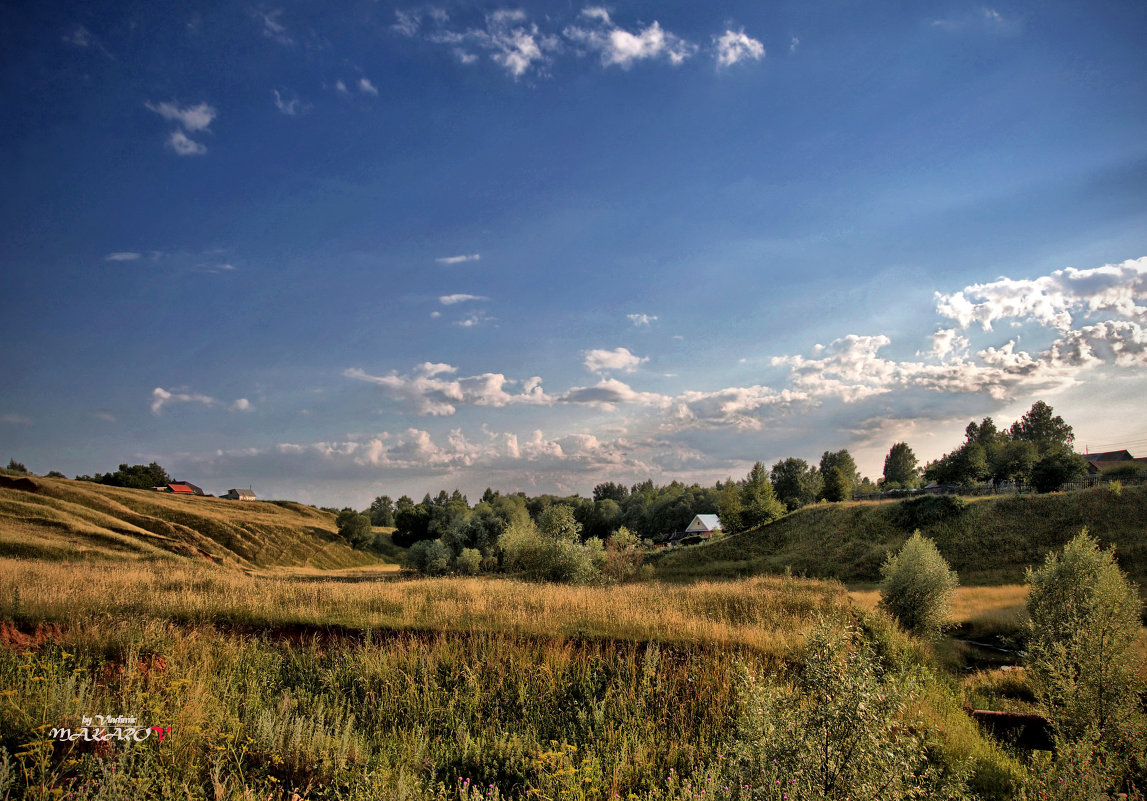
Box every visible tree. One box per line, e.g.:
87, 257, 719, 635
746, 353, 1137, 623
6, 459, 28, 474
739, 461, 786, 529
881, 442, 919, 488
336, 510, 373, 549
819, 450, 858, 501
1026, 531, 1143, 755
592, 481, 629, 503
1010, 400, 1074, 454
99, 462, 172, 490
717, 480, 744, 534
368, 495, 395, 527
879, 532, 959, 639
1031, 446, 1088, 493
537, 504, 581, 543
770, 457, 821, 511
989, 439, 1037, 485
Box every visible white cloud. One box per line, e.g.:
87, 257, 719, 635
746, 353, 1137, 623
150, 387, 252, 415
335, 80, 349, 95
453, 311, 496, 328
167, 130, 207, 156
273, 89, 309, 116
437, 253, 481, 265
345, 364, 549, 416
628, 313, 658, 326
564, 17, 696, 68
935, 257, 1147, 331
559, 378, 666, 410
258, 10, 293, 45
714, 29, 765, 68
584, 347, 647, 373
104, 252, 141, 262
424, 10, 558, 78
1, 414, 32, 426
146, 101, 217, 132
359, 77, 379, 96
789, 36, 800, 54
439, 293, 488, 305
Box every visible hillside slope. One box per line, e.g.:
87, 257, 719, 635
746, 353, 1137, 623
0, 474, 385, 569
650, 485, 1147, 587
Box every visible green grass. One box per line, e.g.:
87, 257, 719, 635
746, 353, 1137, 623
650, 485, 1147, 588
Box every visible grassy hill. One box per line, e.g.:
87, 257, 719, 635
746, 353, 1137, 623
650, 484, 1147, 587
0, 472, 392, 569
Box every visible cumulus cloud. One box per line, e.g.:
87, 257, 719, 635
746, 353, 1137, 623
628, 313, 658, 326
150, 387, 252, 415
584, 347, 647, 373
935, 257, 1147, 331
714, 28, 764, 68
559, 378, 666, 410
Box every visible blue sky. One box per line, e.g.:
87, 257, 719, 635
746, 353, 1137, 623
2, 0, 1146, 507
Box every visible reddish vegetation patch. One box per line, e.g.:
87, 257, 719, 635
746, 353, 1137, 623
98, 655, 169, 684
0, 620, 62, 650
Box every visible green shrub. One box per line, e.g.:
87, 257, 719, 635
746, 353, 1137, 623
879, 531, 959, 639
454, 547, 482, 575
406, 538, 451, 575
732, 624, 968, 799
1025, 529, 1145, 782
890, 494, 967, 531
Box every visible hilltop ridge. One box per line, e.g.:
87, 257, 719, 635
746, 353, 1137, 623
0, 473, 388, 569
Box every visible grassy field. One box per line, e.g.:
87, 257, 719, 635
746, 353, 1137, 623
0, 557, 1029, 801
0, 475, 391, 570
650, 484, 1147, 588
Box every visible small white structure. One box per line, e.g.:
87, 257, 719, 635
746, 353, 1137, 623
223, 488, 256, 501
684, 514, 722, 536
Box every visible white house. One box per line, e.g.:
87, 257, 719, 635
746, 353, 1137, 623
684, 514, 722, 537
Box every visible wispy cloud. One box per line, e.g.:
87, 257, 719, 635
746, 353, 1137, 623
628, 313, 658, 327
147, 101, 216, 156
146, 101, 216, 132
104, 252, 141, 262
453, 310, 496, 327
0, 414, 33, 426
358, 77, 379, 96
346, 364, 548, 416
167, 130, 207, 156
258, 9, 293, 46
564, 11, 696, 68
273, 88, 309, 116
150, 387, 252, 415
439, 293, 488, 305
436, 253, 481, 265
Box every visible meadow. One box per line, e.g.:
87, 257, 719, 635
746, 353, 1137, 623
0, 557, 1028, 801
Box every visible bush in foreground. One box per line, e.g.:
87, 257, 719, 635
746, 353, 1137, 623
879, 531, 959, 639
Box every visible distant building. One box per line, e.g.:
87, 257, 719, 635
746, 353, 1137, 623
167, 482, 205, 496
1083, 450, 1147, 476
223, 488, 256, 501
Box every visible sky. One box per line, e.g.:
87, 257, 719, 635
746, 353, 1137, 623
1, 0, 1146, 508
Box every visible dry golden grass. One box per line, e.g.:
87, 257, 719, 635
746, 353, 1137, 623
850, 584, 1027, 627
0, 557, 850, 655
0, 476, 385, 569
